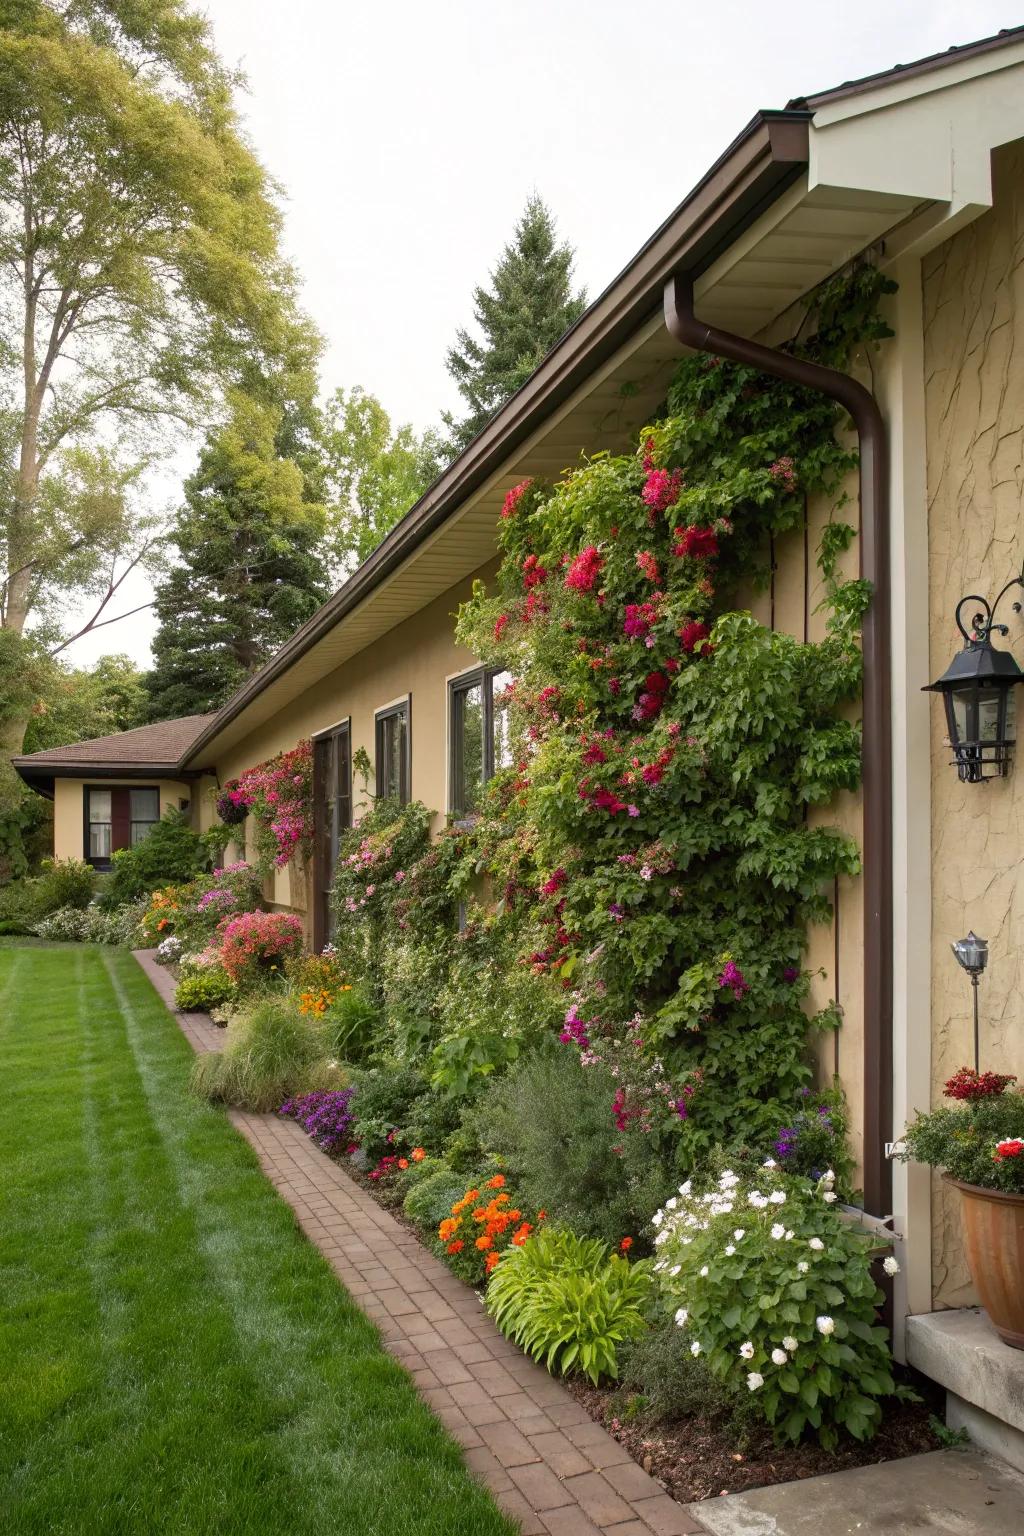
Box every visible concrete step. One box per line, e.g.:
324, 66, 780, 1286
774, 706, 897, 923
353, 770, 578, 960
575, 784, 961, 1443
689, 1446, 1024, 1534
907, 1307, 1024, 1471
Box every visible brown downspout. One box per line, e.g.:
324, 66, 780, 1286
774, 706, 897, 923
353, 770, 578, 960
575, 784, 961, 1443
664, 273, 893, 1220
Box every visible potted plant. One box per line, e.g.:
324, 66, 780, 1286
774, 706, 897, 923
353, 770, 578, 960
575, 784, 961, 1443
898, 1067, 1024, 1348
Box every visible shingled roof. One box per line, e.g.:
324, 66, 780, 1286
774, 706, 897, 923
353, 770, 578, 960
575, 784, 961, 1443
12, 714, 216, 796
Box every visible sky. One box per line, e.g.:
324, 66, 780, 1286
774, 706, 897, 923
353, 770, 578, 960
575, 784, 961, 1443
67, 0, 1019, 667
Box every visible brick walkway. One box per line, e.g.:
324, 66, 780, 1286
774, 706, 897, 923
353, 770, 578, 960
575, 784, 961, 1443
134, 950, 708, 1536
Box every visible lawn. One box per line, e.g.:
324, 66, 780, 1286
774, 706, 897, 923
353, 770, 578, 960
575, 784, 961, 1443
0, 944, 513, 1536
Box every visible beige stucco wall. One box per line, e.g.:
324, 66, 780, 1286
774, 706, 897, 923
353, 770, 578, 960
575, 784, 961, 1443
52, 777, 196, 863
923, 140, 1024, 1307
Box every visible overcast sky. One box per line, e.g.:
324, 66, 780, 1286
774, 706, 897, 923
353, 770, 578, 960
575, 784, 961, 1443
68, 0, 1017, 667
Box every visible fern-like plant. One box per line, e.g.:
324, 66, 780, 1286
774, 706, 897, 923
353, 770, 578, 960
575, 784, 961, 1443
486, 1226, 651, 1383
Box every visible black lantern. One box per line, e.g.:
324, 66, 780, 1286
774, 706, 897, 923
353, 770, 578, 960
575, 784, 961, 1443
951, 931, 988, 1072
924, 572, 1024, 783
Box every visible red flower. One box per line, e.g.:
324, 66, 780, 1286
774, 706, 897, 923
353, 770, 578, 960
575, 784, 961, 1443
522, 553, 548, 589
501, 478, 533, 518
673, 525, 719, 560
944, 1067, 1017, 1103
994, 1138, 1024, 1161
641, 468, 682, 514
564, 545, 605, 593
635, 549, 660, 584
679, 619, 713, 656
619, 1237, 633, 1252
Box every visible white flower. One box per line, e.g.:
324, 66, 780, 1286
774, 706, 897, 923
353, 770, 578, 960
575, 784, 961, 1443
883, 1256, 901, 1277
782, 1336, 798, 1352
733, 1229, 745, 1242
654, 1230, 669, 1246
769, 1190, 787, 1205
816, 1315, 835, 1336
739, 1341, 755, 1359
746, 1372, 764, 1391
666, 1197, 677, 1211
823, 1168, 835, 1184
699, 1265, 709, 1278
669, 1264, 681, 1276
679, 1179, 692, 1196
784, 1230, 794, 1241
681, 1237, 692, 1245
748, 1192, 768, 1209
690, 1340, 702, 1356
719, 1170, 739, 1188
808, 1238, 825, 1252
771, 1348, 788, 1366
654, 1261, 666, 1272
724, 1244, 736, 1256
762, 1158, 777, 1169
770, 1222, 786, 1240
822, 1191, 838, 1204
675, 1308, 689, 1327
652, 1210, 664, 1227
797, 1261, 809, 1274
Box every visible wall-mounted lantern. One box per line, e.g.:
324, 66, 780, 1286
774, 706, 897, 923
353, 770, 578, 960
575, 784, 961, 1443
951, 931, 988, 1073
923, 569, 1024, 784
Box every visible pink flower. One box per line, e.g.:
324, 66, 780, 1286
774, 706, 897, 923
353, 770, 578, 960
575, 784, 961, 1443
679, 619, 713, 656
718, 960, 749, 1000
564, 545, 605, 593
769, 456, 797, 490
501, 478, 533, 518
641, 468, 683, 514
673, 526, 719, 561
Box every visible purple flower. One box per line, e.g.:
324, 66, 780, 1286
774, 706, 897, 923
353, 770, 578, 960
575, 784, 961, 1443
279, 1089, 357, 1154
717, 960, 749, 1000
783, 966, 800, 983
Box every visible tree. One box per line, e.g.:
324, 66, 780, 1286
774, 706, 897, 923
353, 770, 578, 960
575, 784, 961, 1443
145, 395, 328, 720
22, 652, 148, 752
320, 386, 443, 576
442, 195, 587, 455
0, 1, 317, 768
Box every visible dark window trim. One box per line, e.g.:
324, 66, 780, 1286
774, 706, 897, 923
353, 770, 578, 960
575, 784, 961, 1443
313, 718, 352, 952
374, 695, 411, 804
448, 666, 509, 817
83, 782, 159, 869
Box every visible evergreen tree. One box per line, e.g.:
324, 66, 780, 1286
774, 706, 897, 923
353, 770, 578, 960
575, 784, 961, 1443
146, 397, 328, 720
442, 196, 587, 456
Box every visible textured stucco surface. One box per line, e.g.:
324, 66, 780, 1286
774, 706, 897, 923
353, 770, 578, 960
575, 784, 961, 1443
923, 141, 1024, 1308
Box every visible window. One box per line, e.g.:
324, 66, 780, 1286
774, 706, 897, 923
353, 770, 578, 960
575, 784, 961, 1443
85, 784, 161, 867
313, 721, 352, 948
449, 668, 514, 817
375, 697, 411, 804
86, 788, 112, 862
130, 788, 160, 846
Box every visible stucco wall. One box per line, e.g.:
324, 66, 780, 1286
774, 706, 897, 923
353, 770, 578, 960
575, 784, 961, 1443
52, 778, 195, 863
923, 140, 1024, 1307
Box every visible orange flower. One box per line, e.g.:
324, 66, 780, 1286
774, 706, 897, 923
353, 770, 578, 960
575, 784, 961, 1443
439, 1218, 458, 1241
411, 1147, 426, 1162
485, 1252, 500, 1273
620, 1237, 633, 1252
473, 1209, 487, 1222
486, 1174, 506, 1189
447, 1240, 464, 1254
398, 1158, 409, 1170
475, 1234, 492, 1251
511, 1222, 533, 1247
537, 1210, 547, 1221
508, 1209, 522, 1222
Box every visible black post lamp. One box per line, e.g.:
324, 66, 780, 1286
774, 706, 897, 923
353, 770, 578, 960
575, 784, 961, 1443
923, 568, 1024, 783
951, 932, 988, 1073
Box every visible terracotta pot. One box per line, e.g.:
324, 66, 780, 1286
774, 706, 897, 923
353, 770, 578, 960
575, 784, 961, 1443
946, 1175, 1024, 1348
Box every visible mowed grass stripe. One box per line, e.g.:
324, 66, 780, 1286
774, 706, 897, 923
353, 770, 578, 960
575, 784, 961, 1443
0, 945, 513, 1536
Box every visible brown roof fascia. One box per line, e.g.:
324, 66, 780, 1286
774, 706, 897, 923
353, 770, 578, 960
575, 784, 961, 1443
182, 109, 810, 770
793, 24, 1024, 108
12, 760, 210, 799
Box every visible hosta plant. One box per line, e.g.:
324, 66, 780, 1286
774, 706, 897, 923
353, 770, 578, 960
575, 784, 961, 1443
651, 1160, 900, 1447
486, 1225, 652, 1383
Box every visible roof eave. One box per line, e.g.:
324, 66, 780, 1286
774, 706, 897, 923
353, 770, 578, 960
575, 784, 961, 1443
182, 108, 811, 769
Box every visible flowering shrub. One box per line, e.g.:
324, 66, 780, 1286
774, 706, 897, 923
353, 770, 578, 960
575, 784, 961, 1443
228, 741, 314, 869
486, 1226, 652, 1383
329, 799, 432, 991
138, 864, 264, 953
772, 1085, 855, 1197
215, 782, 249, 825
279, 1088, 357, 1155
650, 1161, 898, 1447
33, 902, 143, 945
175, 967, 235, 1012
436, 1174, 540, 1286
217, 910, 304, 985
897, 1067, 1024, 1194
139, 886, 183, 944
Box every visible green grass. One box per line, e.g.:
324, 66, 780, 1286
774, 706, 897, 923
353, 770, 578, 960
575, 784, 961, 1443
0, 945, 513, 1536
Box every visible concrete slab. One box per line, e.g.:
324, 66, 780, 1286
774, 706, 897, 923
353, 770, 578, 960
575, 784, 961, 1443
906, 1308, 1024, 1435
687, 1448, 1024, 1535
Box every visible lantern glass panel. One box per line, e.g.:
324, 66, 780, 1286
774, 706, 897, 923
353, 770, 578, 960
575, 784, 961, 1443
946, 685, 974, 747
1005, 687, 1017, 743
978, 687, 1003, 742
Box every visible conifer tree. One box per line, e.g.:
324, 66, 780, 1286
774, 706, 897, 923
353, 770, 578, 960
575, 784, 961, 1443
443, 196, 587, 455
145, 397, 328, 720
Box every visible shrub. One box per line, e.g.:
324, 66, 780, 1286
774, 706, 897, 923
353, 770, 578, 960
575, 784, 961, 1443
175, 968, 236, 1012
137, 863, 264, 952
279, 1088, 357, 1154
651, 1161, 898, 1447
104, 810, 207, 906
477, 1045, 676, 1247
403, 1166, 467, 1231
771, 1084, 855, 1196
430, 949, 563, 1093
33, 857, 95, 914
288, 948, 349, 1016
330, 799, 432, 995
618, 1319, 737, 1425
190, 997, 326, 1111
348, 1065, 431, 1163
217, 910, 304, 986
33, 902, 144, 945
897, 1068, 1024, 1193
486, 1226, 652, 1383
436, 1172, 538, 1286
33, 905, 88, 941
319, 985, 380, 1065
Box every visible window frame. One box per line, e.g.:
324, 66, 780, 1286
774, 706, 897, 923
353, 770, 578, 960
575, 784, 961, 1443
374, 695, 412, 805
312, 717, 353, 951
447, 666, 512, 819
83, 783, 160, 868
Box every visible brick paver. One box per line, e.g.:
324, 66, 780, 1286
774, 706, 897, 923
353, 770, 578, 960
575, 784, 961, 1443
134, 949, 709, 1536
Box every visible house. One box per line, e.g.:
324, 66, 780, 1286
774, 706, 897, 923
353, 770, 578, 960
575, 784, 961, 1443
14, 24, 1024, 1462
